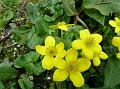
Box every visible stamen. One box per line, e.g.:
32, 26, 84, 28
46, 47, 57, 57
85, 36, 95, 47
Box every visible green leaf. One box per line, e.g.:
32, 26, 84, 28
14, 51, 40, 68
24, 62, 44, 75
12, 28, 29, 45
26, 3, 48, 35
61, 0, 77, 16
63, 39, 72, 50
44, 9, 63, 22
0, 10, 13, 28
34, 15, 48, 35
26, 30, 43, 49
104, 60, 120, 87
82, 0, 120, 16
18, 74, 34, 89
0, 59, 18, 81
26, 4, 40, 24
84, 9, 105, 25
0, 81, 5, 89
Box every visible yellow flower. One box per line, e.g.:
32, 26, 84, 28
50, 22, 74, 31
72, 29, 102, 59
112, 37, 120, 59
35, 36, 66, 70
92, 51, 108, 66
109, 17, 120, 34
112, 36, 120, 47
53, 48, 91, 87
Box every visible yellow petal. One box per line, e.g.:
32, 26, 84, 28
80, 29, 90, 40
115, 27, 120, 33
93, 44, 102, 54
35, 45, 46, 55
72, 40, 83, 50
42, 55, 54, 70
57, 22, 68, 31
70, 71, 84, 87
65, 48, 78, 62
93, 57, 101, 66
91, 34, 102, 43
82, 48, 93, 59
45, 36, 55, 47
56, 50, 66, 58
53, 69, 69, 81
115, 17, 120, 23
54, 58, 67, 69
77, 58, 91, 72
112, 37, 120, 47
109, 20, 117, 27
99, 51, 108, 59
117, 53, 120, 59
56, 42, 64, 53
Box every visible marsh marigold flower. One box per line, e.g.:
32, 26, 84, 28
112, 36, 120, 59
53, 48, 91, 87
109, 17, 120, 34
72, 29, 102, 59
50, 22, 74, 31
35, 36, 66, 70
92, 51, 108, 66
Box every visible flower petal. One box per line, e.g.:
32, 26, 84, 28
56, 50, 66, 58
93, 57, 101, 66
77, 58, 91, 72
70, 71, 84, 87
72, 40, 83, 50
45, 36, 55, 47
115, 17, 120, 23
57, 22, 68, 31
35, 45, 46, 55
91, 34, 102, 43
54, 58, 68, 69
93, 44, 102, 54
82, 48, 93, 59
42, 55, 54, 70
80, 29, 90, 40
99, 51, 108, 59
115, 27, 120, 33
56, 42, 64, 53
112, 37, 120, 47
65, 48, 78, 62
53, 69, 69, 81
117, 53, 120, 59
109, 20, 117, 27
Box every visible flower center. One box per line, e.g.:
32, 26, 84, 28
67, 61, 78, 72
46, 47, 57, 57
85, 36, 95, 47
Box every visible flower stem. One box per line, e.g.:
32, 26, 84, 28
61, 29, 63, 39
76, 16, 89, 29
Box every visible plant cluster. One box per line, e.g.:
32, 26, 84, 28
1, 0, 120, 89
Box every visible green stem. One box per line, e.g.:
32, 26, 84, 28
61, 29, 63, 39
76, 16, 89, 29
